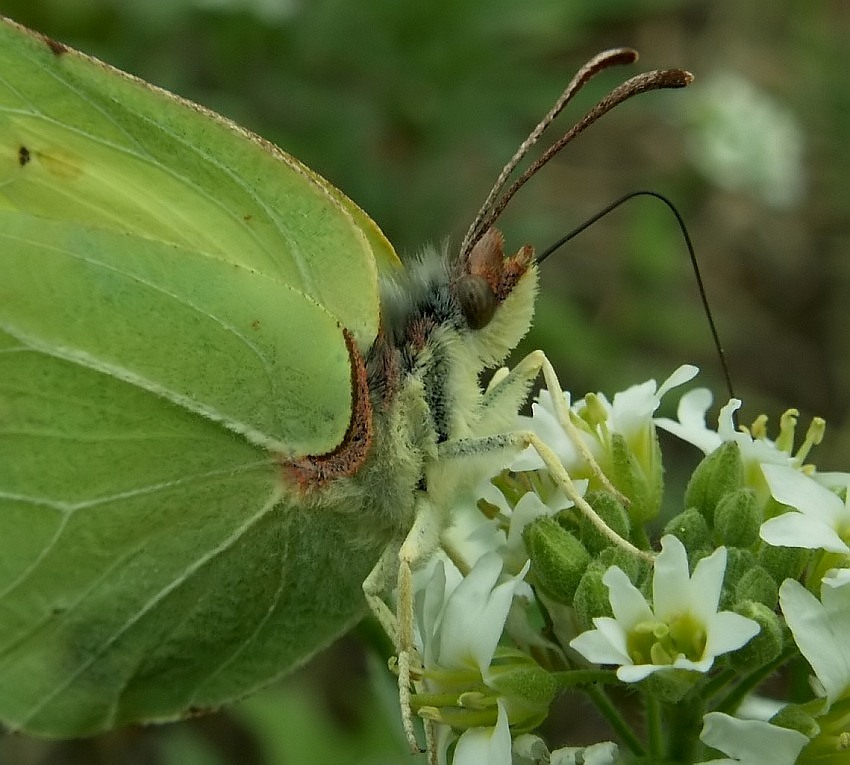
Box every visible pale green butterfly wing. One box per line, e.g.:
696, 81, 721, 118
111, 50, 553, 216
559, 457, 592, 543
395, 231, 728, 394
0, 16, 395, 735
0, 15, 401, 454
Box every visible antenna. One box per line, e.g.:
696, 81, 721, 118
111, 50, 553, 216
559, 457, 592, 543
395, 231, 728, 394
459, 49, 692, 261
539, 190, 736, 402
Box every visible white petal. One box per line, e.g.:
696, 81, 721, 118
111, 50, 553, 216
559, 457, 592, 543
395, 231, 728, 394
506, 492, 552, 551
762, 463, 846, 523
438, 553, 504, 670
616, 662, 663, 682
657, 364, 700, 398
780, 577, 850, 702
686, 546, 728, 621
652, 535, 693, 617
419, 557, 461, 665
760, 512, 850, 553
698, 712, 808, 765
671, 654, 715, 673
452, 701, 512, 765
610, 380, 658, 437
703, 610, 760, 657
570, 618, 631, 666
550, 741, 619, 765
825, 566, 850, 588
821, 569, 850, 640
716, 399, 743, 441
602, 567, 654, 628
593, 616, 630, 655
815, 471, 850, 492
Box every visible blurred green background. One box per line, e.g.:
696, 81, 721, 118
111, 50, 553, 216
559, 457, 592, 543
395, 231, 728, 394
1, 0, 848, 762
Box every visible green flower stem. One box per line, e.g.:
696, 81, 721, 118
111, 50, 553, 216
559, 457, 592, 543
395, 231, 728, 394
631, 524, 651, 551
700, 665, 737, 702
551, 669, 619, 688
808, 551, 850, 591
663, 695, 704, 763
715, 646, 797, 715
646, 692, 664, 758
585, 684, 646, 757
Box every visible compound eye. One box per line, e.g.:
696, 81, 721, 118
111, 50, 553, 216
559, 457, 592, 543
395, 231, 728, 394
456, 273, 497, 330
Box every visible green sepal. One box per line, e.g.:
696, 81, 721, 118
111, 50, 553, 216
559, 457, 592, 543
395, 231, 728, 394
734, 565, 779, 608
714, 487, 761, 548
596, 545, 652, 590
524, 517, 590, 604
573, 564, 613, 633
638, 668, 699, 703
576, 490, 631, 555
684, 441, 744, 524
664, 508, 712, 553
488, 648, 557, 733
757, 542, 810, 583
608, 432, 663, 524
719, 547, 759, 609
728, 601, 782, 670
769, 702, 821, 739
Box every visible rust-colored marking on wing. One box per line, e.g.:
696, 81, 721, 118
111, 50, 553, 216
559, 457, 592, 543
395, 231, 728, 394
43, 35, 68, 56
282, 328, 374, 491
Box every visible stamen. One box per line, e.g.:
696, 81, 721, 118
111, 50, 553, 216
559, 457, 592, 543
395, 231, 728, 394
749, 413, 769, 440
795, 417, 826, 465
776, 408, 800, 452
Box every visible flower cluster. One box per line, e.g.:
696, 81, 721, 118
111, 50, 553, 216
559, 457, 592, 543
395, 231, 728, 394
407, 366, 850, 764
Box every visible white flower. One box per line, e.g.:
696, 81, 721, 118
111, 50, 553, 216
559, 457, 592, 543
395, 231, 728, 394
779, 569, 850, 704
697, 712, 808, 764
438, 480, 581, 589
550, 741, 619, 765
419, 553, 528, 765
656, 395, 801, 498
420, 552, 523, 675
655, 387, 720, 453
450, 700, 511, 765
570, 535, 760, 682
760, 464, 850, 554
513, 364, 698, 473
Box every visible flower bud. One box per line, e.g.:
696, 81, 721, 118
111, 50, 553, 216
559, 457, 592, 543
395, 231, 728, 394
719, 547, 758, 609
596, 545, 651, 587
770, 703, 821, 739
664, 508, 711, 552
757, 542, 809, 583
684, 441, 744, 524
728, 601, 781, 669
573, 564, 612, 632
487, 648, 557, 731
577, 490, 631, 555
524, 517, 590, 604
734, 565, 779, 608
714, 488, 760, 547
608, 432, 663, 524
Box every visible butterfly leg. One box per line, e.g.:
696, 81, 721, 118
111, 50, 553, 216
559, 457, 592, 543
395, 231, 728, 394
362, 494, 443, 756
482, 349, 628, 505
362, 541, 400, 646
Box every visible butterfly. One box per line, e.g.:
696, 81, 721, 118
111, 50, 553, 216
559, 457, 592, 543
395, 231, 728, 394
0, 15, 689, 743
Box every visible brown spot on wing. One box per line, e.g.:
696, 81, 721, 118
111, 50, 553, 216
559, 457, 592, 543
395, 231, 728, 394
282, 328, 373, 491
18, 146, 30, 167
43, 35, 68, 56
